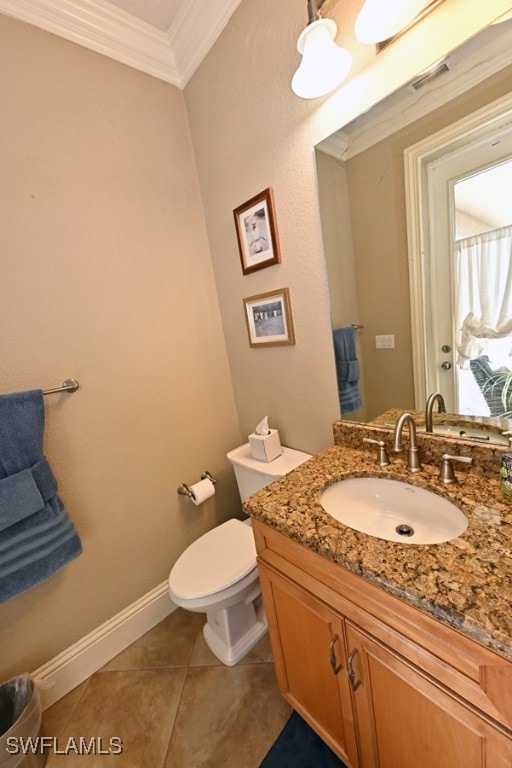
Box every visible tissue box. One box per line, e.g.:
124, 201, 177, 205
248, 429, 283, 463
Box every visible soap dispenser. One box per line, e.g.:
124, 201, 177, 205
500, 453, 512, 502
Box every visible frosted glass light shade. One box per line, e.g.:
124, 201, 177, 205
291, 18, 352, 99
355, 0, 431, 44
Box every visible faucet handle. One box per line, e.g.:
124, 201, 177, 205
439, 453, 473, 484
363, 437, 390, 467
502, 431, 512, 446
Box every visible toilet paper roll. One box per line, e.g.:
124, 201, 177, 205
189, 478, 215, 506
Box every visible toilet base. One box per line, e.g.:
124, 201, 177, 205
203, 593, 268, 666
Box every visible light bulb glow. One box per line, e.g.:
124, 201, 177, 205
291, 19, 352, 99
355, 0, 431, 44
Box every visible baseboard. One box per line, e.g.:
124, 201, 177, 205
33, 581, 176, 710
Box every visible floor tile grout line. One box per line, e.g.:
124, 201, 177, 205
160, 661, 192, 768
43, 676, 92, 740
161, 660, 280, 768
42, 610, 280, 767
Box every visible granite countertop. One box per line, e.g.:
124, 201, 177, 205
244, 443, 512, 662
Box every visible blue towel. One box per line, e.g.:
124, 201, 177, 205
0, 389, 82, 601
332, 327, 361, 414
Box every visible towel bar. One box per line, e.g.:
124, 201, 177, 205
43, 379, 79, 395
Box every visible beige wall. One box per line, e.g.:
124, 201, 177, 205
184, 0, 510, 448
0, 15, 242, 678
315, 150, 367, 422
0, 0, 508, 680
184, 2, 341, 454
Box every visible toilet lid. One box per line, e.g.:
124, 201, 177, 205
169, 519, 257, 600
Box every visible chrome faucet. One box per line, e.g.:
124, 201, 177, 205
363, 437, 390, 467
392, 413, 422, 472
439, 453, 473, 484
425, 392, 446, 433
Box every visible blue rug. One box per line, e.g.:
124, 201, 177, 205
259, 711, 348, 767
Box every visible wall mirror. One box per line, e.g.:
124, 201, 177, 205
315, 15, 512, 444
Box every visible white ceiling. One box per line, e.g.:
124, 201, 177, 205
107, 0, 186, 33
0, 0, 243, 87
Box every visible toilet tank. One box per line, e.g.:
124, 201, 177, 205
227, 442, 312, 502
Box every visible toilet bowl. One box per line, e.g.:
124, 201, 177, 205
169, 518, 264, 665
169, 443, 312, 665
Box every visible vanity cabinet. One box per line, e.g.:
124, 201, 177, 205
257, 562, 359, 767
253, 519, 512, 768
346, 622, 512, 767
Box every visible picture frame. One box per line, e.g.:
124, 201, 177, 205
243, 288, 295, 347
233, 188, 281, 275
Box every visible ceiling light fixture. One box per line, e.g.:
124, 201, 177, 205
292, 0, 352, 99
355, 0, 433, 45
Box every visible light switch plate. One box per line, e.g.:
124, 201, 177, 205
375, 334, 395, 349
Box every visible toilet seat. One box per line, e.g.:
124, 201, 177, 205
169, 518, 256, 600
167, 442, 310, 665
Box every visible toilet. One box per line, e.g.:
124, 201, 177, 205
168, 442, 311, 666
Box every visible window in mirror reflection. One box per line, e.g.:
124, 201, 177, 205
315, 18, 512, 423
453, 160, 512, 418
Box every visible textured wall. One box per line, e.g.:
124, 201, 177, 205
184, 0, 509, 454
0, 0, 507, 679
0, 15, 241, 677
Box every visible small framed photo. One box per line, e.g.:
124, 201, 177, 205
233, 188, 281, 275
243, 288, 295, 347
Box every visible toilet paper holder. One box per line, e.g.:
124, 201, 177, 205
177, 471, 217, 498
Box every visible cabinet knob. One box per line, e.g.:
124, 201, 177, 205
329, 634, 342, 675
347, 648, 362, 691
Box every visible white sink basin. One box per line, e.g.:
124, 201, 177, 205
319, 477, 467, 545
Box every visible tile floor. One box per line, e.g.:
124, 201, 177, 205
42, 608, 291, 767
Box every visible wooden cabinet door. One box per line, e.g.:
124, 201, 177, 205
346, 622, 512, 768
258, 561, 359, 767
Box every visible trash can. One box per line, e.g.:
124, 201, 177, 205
0, 675, 47, 767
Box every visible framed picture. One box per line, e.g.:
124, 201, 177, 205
243, 288, 295, 347
233, 188, 281, 275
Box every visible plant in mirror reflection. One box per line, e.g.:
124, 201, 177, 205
482, 368, 512, 418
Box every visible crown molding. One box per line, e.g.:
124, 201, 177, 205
315, 132, 349, 161
169, 0, 242, 87
0, 0, 242, 87
0, 0, 180, 84
321, 19, 512, 162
